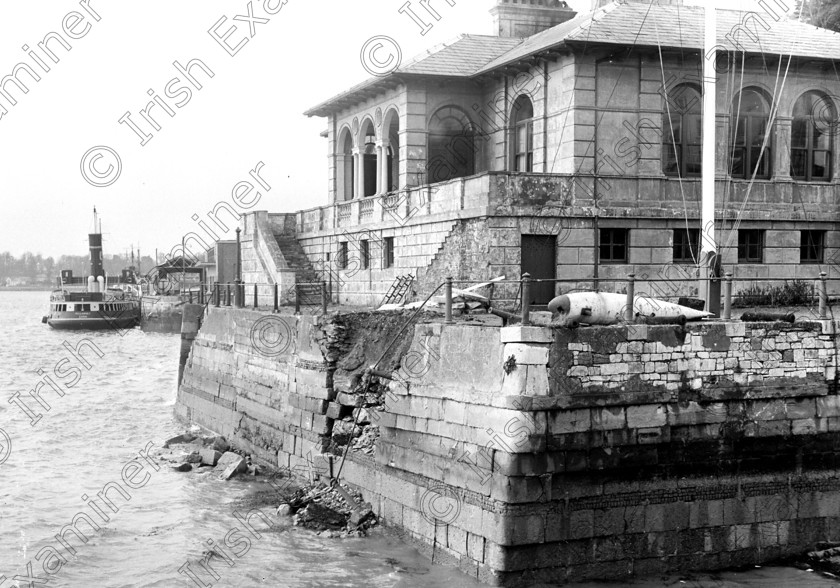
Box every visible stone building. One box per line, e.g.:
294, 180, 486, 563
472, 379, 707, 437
245, 0, 840, 307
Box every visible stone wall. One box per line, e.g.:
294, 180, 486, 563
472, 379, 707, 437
177, 307, 840, 586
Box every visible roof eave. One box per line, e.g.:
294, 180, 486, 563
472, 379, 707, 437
303, 72, 474, 118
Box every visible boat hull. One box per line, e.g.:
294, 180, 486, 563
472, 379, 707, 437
47, 313, 140, 330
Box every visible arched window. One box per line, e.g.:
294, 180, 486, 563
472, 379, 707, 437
427, 106, 476, 184
662, 84, 702, 177
730, 88, 772, 179
791, 91, 834, 182
511, 95, 534, 172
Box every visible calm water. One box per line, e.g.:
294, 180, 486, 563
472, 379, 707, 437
0, 291, 836, 588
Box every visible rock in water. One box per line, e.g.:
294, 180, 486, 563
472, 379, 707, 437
214, 452, 247, 480
276, 504, 292, 517
200, 448, 222, 466
185, 451, 202, 464
172, 463, 192, 472
163, 432, 197, 448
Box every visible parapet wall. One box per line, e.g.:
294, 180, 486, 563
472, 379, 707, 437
177, 308, 840, 586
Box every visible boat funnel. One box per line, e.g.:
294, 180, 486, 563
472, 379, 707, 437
89, 232, 104, 281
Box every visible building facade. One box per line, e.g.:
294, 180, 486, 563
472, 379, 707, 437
251, 0, 840, 307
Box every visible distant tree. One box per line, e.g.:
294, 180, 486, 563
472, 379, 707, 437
795, 0, 840, 32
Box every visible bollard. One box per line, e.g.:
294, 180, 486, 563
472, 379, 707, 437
188, 291, 193, 305
237, 282, 245, 309
214, 284, 220, 308
295, 284, 301, 314
273, 283, 279, 313
522, 273, 531, 326
199, 288, 204, 306
226, 284, 232, 307
625, 274, 635, 322
254, 284, 258, 309
445, 277, 453, 324
321, 281, 328, 315
819, 272, 828, 320
723, 273, 733, 320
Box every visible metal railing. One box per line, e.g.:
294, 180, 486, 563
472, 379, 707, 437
437, 273, 837, 326
204, 281, 330, 315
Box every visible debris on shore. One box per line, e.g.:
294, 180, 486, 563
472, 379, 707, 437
159, 431, 257, 479
275, 481, 378, 538
160, 429, 378, 538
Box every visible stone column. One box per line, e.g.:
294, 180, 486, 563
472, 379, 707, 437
352, 148, 362, 199
773, 117, 792, 181
375, 144, 384, 195
378, 140, 390, 194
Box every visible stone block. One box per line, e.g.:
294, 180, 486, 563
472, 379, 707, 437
326, 402, 351, 420
817, 396, 840, 418
500, 326, 553, 344
200, 448, 222, 466
504, 343, 550, 366
627, 405, 667, 429
548, 409, 591, 434
215, 451, 248, 480
591, 407, 626, 430
525, 366, 550, 396
467, 532, 485, 563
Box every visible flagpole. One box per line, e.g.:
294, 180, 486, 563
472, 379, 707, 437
701, 2, 721, 315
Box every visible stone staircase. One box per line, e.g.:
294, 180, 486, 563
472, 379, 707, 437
273, 233, 321, 283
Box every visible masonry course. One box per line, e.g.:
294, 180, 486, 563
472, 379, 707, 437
177, 307, 840, 585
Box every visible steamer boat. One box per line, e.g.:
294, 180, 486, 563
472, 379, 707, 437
43, 209, 141, 330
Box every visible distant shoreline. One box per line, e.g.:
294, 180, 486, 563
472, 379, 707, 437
0, 286, 51, 292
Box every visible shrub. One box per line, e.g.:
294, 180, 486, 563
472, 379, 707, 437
733, 280, 814, 308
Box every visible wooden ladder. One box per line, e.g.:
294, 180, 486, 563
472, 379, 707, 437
381, 274, 414, 306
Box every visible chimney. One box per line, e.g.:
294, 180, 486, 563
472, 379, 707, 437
490, 0, 577, 38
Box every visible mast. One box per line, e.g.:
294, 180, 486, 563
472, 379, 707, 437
701, 3, 720, 315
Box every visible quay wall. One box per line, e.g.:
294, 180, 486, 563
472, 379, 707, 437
176, 307, 840, 586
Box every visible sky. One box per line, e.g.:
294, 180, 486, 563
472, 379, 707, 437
0, 0, 747, 260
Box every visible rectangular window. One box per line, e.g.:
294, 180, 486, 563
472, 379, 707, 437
384, 237, 395, 269
338, 242, 348, 269
673, 228, 700, 263
801, 230, 825, 264
361, 240, 370, 269
514, 121, 533, 172
599, 228, 629, 263
737, 229, 765, 263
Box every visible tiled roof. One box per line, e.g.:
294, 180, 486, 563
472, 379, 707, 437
306, 3, 840, 117
304, 35, 523, 117
477, 2, 840, 73
399, 34, 524, 76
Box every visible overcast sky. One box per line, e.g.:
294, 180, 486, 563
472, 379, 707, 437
0, 0, 751, 260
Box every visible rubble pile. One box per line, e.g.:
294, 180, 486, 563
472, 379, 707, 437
159, 431, 257, 480
277, 482, 378, 538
